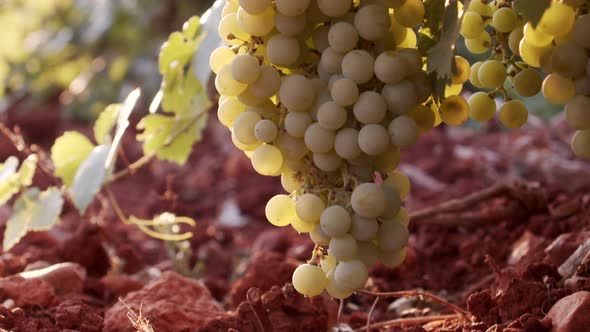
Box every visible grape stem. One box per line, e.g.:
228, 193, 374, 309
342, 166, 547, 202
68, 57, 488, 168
358, 289, 470, 316
353, 314, 461, 332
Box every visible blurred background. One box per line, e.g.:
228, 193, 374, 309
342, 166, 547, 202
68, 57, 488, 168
0, 0, 214, 120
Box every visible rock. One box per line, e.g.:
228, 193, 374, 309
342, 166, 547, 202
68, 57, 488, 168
545, 231, 590, 267
229, 251, 298, 307
104, 271, 224, 332
55, 299, 103, 332
61, 224, 110, 277
508, 231, 548, 266
100, 274, 144, 302
0, 275, 55, 307
547, 291, 590, 332
19, 262, 86, 295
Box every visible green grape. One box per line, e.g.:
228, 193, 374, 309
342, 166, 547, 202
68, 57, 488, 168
281, 167, 302, 193
334, 260, 368, 290
342, 50, 375, 84
329, 234, 358, 261
571, 130, 590, 159
396, 207, 410, 227
571, 15, 590, 50
513, 68, 542, 97
325, 270, 355, 300
519, 38, 553, 68
470, 61, 484, 88
350, 215, 379, 241
318, 101, 347, 130
388, 115, 419, 148
249, 65, 281, 99
296, 193, 326, 223
280, 74, 314, 112
467, 0, 492, 17
335, 128, 362, 160
275, 0, 310, 16
374, 51, 408, 85
218, 98, 246, 128
353, 91, 387, 124
440, 95, 470, 126
304, 123, 336, 153
351, 182, 387, 219
254, 119, 278, 142
465, 31, 492, 54
524, 23, 552, 47
292, 264, 326, 297
320, 255, 337, 273
231, 130, 262, 151
358, 124, 390, 155
379, 246, 407, 268
383, 170, 410, 199
233, 111, 261, 145
215, 65, 248, 97
239, 0, 271, 14
477, 60, 506, 89
331, 78, 360, 106
542, 73, 576, 105
374, 146, 401, 173
231, 54, 261, 84
251, 144, 284, 176
236, 6, 275, 36
394, 0, 425, 27
313, 151, 343, 172
492, 7, 519, 33
317, 0, 352, 17
408, 105, 436, 133
508, 27, 524, 56
354, 4, 391, 41
291, 215, 316, 233
320, 205, 352, 237
218, 13, 250, 46
452, 56, 471, 84
265, 194, 295, 226
328, 22, 359, 53
377, 219, 409, 251
551, 41, 588, 79
285, 112, 313, 138
565, 96, 590, 130
460, 12, 485, 39
499, 100, 528, 129
210, 46, 236, 74
266, 34, 301, 67
469, 92, 496, 122
537, 2, 575, 38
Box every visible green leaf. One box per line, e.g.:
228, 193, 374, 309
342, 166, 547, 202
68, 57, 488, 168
0, 156, 38, 206
136, 114, 206, 165
0, 157, 20, 206
16, 154, 38, 186
70, 145, 110, 214
159, 32, 197, 76
182, 16, 202, 40
51, 131, 95, 186
94, 104, 121, 145
3, 187, 64, 251
514, 0, 551, 28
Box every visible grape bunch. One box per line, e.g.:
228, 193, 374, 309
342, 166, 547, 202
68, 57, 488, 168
461, 0, 590, 158
210, 0, 590, 299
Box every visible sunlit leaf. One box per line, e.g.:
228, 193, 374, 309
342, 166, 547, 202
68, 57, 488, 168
0, 156, 20, 205
0, 157, 19, 182
3, 187, 63, 251
159, 32, 197, 76
69, 145, 110, 214
16, 154, 38, 186
136, 114, 206, 165
51, 131, 95, 186
182, 16, 202, 40
93, 104, 121, 145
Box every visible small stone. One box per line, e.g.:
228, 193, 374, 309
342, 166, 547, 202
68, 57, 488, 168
547, 291, 590, 332
19, 262, 86, 295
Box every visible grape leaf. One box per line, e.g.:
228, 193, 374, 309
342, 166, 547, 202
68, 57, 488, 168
182, 16, 202, 40
93, 104, 121, 145
136, 114, 205, 165
17, 154, 38, 187
69, 145, 110, 214
514, 0, 550, 28
0, 157, 20, 205
3, 187, 64, 251
159, 32, 198, 76
51, 131, 95, 186
0, 155, 38, 206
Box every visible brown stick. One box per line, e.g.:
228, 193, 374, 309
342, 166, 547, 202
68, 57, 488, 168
410, 183, 509, 221
358, 290, 470, 317
353, 314, 460, 332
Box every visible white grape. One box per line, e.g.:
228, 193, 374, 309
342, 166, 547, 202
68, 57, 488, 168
296, 193, 326, 223
351, 182, 387, 218
334, 259, 369, 290
328, 22, 359, 53
353, 91, 387, 124
280, 74, 314, 112
292, 264, 326, 297
342, 50, 375, 84
320, 205, 352, 237
329, 234, 358, 260
350, 214, 379, 241
334, 128, 362, 160
317, 101, 347, 130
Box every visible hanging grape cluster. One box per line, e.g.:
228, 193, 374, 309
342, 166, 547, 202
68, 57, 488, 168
210, 0, 590, 299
